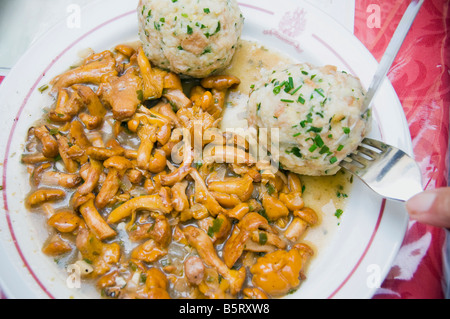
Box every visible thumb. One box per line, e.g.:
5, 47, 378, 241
406, 187, 450, 228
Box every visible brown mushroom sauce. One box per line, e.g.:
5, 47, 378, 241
21, 40, 352, 299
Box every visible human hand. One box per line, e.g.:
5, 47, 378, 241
406, 187, 450, 229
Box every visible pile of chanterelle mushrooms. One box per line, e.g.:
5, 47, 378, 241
22, 43, 318, 299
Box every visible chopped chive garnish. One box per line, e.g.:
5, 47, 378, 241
319, 145, 330, 155
258, 232, 268, 245
265, 183, 276, 195
335, 209, 344, 218
211, 21, 221, 35
314, 88, 325, 97
337, 191, 348, 198
284, 76, 294, 93
273, 86, 282, 95
136, 90, 144, 101
202, 47, 212, 55
38, 84, 49, 93
309, 144, 318, 152
290, 85, 302, 95
330, 156, 338, 164
49, 128, 60, 135
337, 144, 344, 151
297, 94, 305, 104
187, 25, 193, 34
307, 126, 323, 133
301, 70, 309, 75
293, 132, 301, 137
207, 218, 224, 237
281, 99, 294, 103
204, 8, 210, 13
287, 147, 302, 158
314, 135, 324, 147
343, 127, 350, 134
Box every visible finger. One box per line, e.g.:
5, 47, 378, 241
406, 187, 450, 228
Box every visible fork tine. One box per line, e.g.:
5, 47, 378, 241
361, 137, 387, 152
356, 145, 379, 160
339, 158, 362, 174
339, 137, 386, 174
349, 152, 371, 167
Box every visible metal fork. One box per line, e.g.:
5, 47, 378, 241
339, 0, 425, 202
339, 138, 423, 202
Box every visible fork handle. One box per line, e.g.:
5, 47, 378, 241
362, 0, 424, 113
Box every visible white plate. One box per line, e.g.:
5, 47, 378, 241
0, 0, 411, 299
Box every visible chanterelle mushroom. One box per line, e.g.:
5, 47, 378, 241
207, 174, 254, 202
279, 172, 304, 211
95, 156, 132, 209
33, 126, 59, 158
78, 194, 117, 241
285, 207, 319, 242
222, 212, 281, 269
26, 188, 65, 208
200, 75, 241, 118
131, 238, 168, 263
107, 193, 172, 224
137, 46, 165, 101
183, 226, 246, 296
74, 84, 107, 130
250, 243, 314, 297
98, 68, 143, 121
51, 50, 118, 94
76, 228, 121, 277
188, 168, 225, 217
